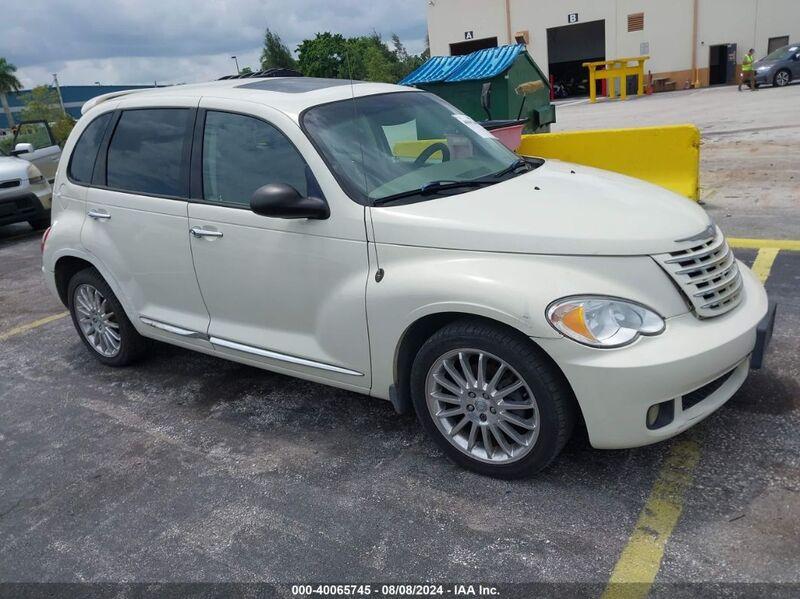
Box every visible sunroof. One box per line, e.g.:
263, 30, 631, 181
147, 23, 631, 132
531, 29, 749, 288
237, 78, 359, 93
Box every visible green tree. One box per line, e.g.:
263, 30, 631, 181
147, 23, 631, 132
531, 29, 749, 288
390, 33, 426, 81
260, 28, 297, 70
391, 33, 409, 62
19, 85, 62, 122
296, 32, 347, 78
0, 57, 22, 129
392, 33, 430, 81
296, 31, 429, 83
240, 66, 254, 75
51, 114, 76, 145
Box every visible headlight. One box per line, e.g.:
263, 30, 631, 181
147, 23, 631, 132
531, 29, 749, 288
546, 296, 665, 348
756, 66, 771, 71
26, 164, 46, 185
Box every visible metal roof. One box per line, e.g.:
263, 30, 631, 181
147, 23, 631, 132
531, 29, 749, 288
399, 44, 527, 85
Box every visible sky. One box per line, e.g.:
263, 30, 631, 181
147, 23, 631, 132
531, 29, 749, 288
3, 0, 428, 89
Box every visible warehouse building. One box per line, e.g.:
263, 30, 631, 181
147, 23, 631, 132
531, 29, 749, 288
0, 85, 156, 130
426, 0, 800, 92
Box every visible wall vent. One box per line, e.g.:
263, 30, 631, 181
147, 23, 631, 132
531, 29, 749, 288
628, 13, 644, 32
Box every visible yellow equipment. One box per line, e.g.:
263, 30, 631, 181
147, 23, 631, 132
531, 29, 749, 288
583, 56, 649, 102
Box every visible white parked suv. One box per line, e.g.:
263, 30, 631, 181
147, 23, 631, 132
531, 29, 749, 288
0, 150, 52, 230
42, 78, 774, 478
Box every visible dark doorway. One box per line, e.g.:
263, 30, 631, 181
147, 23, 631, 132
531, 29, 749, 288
709, 43, 737, 85
450, 37, 498, 56
547, 20, 605, 98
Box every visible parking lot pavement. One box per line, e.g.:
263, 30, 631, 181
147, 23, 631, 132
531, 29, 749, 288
554, 84, 800, 242
1, 227, 798, 591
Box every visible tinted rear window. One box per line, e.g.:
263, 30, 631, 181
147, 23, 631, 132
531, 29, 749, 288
68, 113, 112, 185
106, 108, 191, 198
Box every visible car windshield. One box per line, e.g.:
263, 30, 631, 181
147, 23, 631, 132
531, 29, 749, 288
763, 45, 798, 61
302, 91, 527, 204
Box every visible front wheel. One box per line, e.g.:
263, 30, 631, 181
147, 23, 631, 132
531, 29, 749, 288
67, 268, 148, 366
774, 69, 791, 87
410, 319, 577, 478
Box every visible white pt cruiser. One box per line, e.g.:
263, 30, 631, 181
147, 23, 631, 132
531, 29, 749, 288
42, 78, 774, 478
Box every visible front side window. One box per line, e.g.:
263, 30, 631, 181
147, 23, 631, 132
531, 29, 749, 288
202, 111, 310, 207
106, 108, 191, 197
302, 92, 526, 204
13, 121, 55, 150
68, 112, 112, 184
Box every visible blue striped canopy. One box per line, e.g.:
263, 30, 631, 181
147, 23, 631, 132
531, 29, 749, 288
399, 44, 526, 85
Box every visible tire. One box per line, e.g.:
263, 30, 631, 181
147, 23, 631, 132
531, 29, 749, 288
774, 69, 791, 87
28, 216, 50, 230
410, 319, 577, 479
67, 267, 148, 366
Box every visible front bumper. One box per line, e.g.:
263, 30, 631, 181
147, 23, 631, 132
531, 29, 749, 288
754, 70, 772, 84
0, 184, 52, 226
536, 261, 769, 449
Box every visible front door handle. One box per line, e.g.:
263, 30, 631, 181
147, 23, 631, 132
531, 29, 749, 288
87, 210, 111, 220
190, 226, 223, 239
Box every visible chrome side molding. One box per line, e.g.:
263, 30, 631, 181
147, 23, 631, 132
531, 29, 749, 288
139, 316, 208, 339
139, 315, 364, 377
210, 336, 364, 377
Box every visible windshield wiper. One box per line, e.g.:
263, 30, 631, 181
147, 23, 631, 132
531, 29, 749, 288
372, 179, 495, 205
488, 158, 531, 179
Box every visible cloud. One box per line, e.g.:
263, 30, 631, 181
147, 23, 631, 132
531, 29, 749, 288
5, 0, 427, 87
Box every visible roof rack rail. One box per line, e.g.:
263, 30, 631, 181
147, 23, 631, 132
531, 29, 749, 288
218, 67, 303, 80
81, 88, 150, 115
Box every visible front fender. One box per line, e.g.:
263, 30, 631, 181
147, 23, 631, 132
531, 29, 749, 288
366, 243, 688, 399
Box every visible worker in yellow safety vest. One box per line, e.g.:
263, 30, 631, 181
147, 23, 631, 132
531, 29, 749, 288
739, 48, 757, 91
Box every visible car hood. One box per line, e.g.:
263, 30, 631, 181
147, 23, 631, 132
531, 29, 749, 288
0, 155, 31, 181
754, 59, 781, 68
370, 159, 712, 256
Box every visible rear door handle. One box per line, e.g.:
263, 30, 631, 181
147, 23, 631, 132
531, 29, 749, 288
190, 226, 223, 238
87, 210, 111, 220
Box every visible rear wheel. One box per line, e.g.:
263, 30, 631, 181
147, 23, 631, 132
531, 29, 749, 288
67, 268, 147, 366
410, 319, 577, 478
774, 69, 791, 87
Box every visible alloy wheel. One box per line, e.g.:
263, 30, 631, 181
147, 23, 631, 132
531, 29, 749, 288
74, 283, 122, 357
775, 71, 790, 86
425, 348, 540, 464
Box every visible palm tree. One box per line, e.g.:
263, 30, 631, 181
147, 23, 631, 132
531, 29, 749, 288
0, 57, 22, 130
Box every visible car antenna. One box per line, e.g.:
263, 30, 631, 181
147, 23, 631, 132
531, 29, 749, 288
346, 49, 383, 277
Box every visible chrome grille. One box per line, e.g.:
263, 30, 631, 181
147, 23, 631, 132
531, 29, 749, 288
654, 227, 743, 318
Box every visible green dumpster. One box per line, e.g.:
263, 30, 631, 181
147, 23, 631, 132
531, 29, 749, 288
399, 44, 555, 131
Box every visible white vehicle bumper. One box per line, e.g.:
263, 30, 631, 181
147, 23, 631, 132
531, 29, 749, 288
0, 179, 52, 226
536, 262, 769, 449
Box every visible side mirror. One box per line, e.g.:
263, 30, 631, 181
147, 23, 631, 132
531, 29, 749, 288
250, 183, 329, 220
12, 142, 34, 156
480, 82, 492, 120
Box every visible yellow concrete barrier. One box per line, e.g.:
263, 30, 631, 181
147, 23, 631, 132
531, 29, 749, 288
517, 125, 700, 200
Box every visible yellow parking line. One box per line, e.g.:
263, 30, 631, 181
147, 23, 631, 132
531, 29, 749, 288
0, 312, 69, 342
601, 439, 701, 599
751, 247, 780, 284
729, 237, 800, 251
